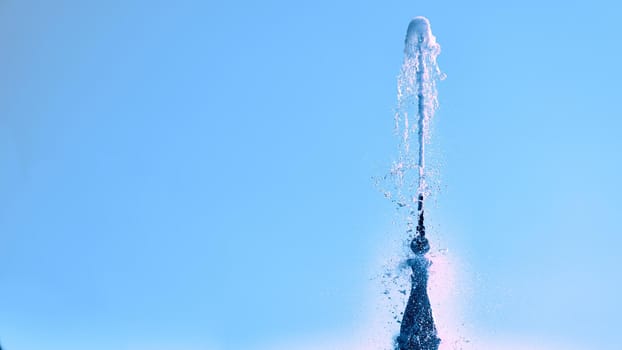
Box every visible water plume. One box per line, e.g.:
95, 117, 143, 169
382, 16, 444, 350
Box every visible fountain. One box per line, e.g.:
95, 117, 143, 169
385, 16, 444, 350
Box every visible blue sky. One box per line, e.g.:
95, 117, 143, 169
1, 1, 621, 349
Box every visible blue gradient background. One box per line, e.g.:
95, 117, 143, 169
1, 1, 620, 349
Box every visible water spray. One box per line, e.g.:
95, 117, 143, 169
391, 16, 443, 350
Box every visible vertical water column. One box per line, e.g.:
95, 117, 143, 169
393, 17, 443, 350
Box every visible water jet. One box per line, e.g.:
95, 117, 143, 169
389, 16, 443, 350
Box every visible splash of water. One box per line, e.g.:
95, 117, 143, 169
375, 16, 445, 350
394, 17, 444, 350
